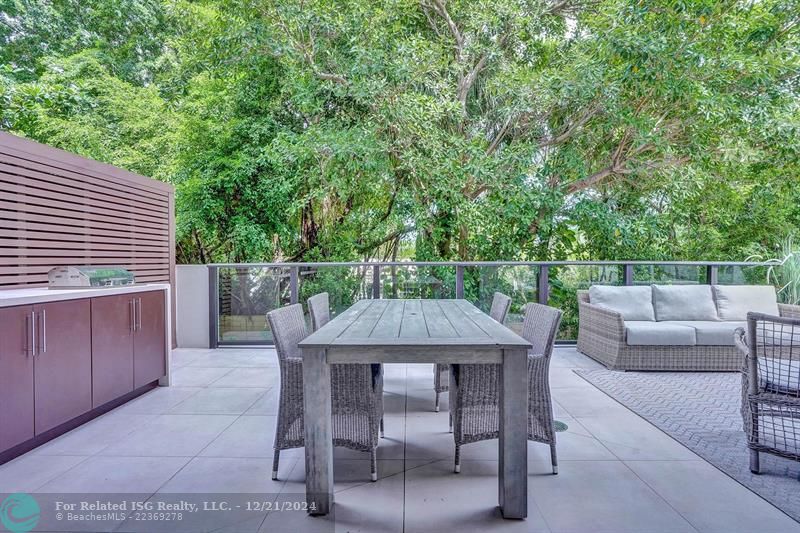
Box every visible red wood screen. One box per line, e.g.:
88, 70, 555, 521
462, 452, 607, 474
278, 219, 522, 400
0, 132, 175, 291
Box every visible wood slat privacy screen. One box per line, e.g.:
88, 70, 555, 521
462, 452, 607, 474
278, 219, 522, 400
0, 132, 175, 291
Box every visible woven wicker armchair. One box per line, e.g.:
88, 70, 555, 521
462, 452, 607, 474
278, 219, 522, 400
735, 312, 800, 474
267, 301, 384, 482
308, 293, 384, 438
434, 292, 511, 413
450, 302, 562, 474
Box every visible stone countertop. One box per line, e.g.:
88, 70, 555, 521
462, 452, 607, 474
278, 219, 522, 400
0, 283, 170, 308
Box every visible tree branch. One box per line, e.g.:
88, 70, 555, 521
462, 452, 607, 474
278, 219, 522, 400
356, 225, 415, 253
539, 103, 601, 147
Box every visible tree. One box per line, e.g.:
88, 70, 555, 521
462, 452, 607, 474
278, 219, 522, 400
1, 0, 798, 264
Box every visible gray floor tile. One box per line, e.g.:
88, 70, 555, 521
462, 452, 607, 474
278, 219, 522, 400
577, 412, 700, 461
551, 385, 632, 417
169, 366, 233, 387
36, 456, 190, 493
33, 412, 152, 456
244, 388, 280, 415
158, 457, 285, 494
170, 348, 214, 368
99, 414, 237, 457
549, 367, 596, 388
209, 367, 279, 388
260, 472, 405, 533
626, 460, 800, 533
403, 459, 550, 532
200, 415, 281, 459
169, 387, 267, 415
0, 454, 88, 492
281, 459, 406, 494
112, 387, 203, 415
528, 460, 698, 532
189, 351, 276, 368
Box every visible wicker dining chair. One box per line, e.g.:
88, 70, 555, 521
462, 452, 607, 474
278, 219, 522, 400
450, 302, 563, 474
308, 292, 384, 438
735, 312, 800, 474
267, 302, 384, 482
434, 292, 512, 412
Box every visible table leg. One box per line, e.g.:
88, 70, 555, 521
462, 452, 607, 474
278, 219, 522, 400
499, 348, 528, 519
302, 347, 334, 515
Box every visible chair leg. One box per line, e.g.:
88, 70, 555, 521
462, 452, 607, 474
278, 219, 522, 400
550, 442, 558, 475
380, 417, 385, 438
454, 444, 461, 473
272, 449, 280, 480
750, 449, 760, 474
435, 391, 440, 412
370, 449, 378, 482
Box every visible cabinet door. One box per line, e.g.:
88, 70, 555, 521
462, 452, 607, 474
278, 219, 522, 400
0, 305, 35, 450
91, 294, 135, 407
133, 290, 166, 388
34, 299, 92, 434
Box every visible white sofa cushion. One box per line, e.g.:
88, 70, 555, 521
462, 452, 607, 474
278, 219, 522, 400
712, 285, 780, 321
625, 321, 696, 346
761, 358, 800, 394
589, 285, 655, 321
669, 321, 747, 346
652, 284, 718, 321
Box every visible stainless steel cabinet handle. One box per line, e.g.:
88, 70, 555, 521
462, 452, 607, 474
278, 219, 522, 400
130, 299, 135, 332
24, 312, 31, 355
40, 309, 47, 353
30, 310, 36, 356
135, 298, 142, 331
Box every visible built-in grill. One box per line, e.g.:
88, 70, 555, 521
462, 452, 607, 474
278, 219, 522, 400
47, 266, 135, 289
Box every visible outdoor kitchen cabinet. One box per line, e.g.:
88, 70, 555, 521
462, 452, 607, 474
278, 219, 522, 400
33, 299, 93, 434
133, 290, 167, 388
0, 305, 35, 450
91, 294, 135, 407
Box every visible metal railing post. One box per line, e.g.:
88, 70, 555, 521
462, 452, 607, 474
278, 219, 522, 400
707, 265, 718, 285
290, 266, 299, 304
208, 265, 219, 349
456, 265, 465, 299
623, 264, 634, 286
538, 265, 550, 305
372, 265, 381, 299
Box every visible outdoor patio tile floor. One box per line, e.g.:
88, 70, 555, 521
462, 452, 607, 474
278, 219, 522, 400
0, 347, 798, 532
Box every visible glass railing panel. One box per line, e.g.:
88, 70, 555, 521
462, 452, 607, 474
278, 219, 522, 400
549, 264, 624, 340
217, 266, 290, 344
298, 265, 375, 318
380, 265, 456, 300
632, 264, 706, 285
717, 264, 768, 285
464, 265, 539, 335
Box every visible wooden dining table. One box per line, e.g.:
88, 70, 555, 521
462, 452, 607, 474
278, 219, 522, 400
297, 298, 532, 519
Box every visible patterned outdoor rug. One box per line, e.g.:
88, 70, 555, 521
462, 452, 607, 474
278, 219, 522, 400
575, 369, 800, 523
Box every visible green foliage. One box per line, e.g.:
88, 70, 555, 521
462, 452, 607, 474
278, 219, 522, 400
1, 0, 798, 264
749, 235, 800, 305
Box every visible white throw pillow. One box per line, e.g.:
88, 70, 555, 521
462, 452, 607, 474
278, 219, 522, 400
588, 285, 655, 321
712, 285, 779, 321
652, 284, 719, 321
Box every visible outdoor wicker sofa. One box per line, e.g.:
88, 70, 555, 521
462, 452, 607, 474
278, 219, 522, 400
577, 284, 800, 371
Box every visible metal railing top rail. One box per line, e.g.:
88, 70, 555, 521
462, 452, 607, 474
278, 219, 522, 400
207, 260, 768, 268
